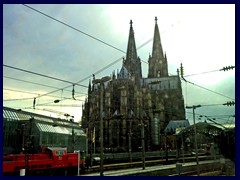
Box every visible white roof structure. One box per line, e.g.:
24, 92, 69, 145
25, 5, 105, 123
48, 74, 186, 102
164, 119, 190, 133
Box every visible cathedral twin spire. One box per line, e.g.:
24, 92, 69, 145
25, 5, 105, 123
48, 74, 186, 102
152, 17, 164, 61
126, 20, 138, 62
123, 19, 142, 81
148, 17, 168, 78
123, 17, 168, 80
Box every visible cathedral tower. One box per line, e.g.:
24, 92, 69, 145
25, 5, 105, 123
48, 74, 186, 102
123, 20, 142, 81
148, 17, 168, 78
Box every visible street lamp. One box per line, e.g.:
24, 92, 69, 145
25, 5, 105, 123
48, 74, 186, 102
141, 119, 145, 170
92, 76, 111, 176
128, 130, 132, 163
138, 118, 146, 170
70, 117, 75, 152
75, 150, 81, 176
186, 105, 201, 176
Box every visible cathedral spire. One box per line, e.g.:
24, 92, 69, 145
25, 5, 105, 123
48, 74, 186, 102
148, 17, 168, 78
152, 17, 164, 59
126, 20, 138, 62
124, 20, 142, 80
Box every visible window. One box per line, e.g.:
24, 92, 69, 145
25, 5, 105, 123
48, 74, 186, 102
55, 150, 64, 155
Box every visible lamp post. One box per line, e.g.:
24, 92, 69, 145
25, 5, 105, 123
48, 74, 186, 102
70, 117, 75, 152
20, 124, 26, 176
92, 76, 111, 176
186, 105, 201, 176
77, 150, 80, 176
128, 130, 132, 163
141, 119, 145, 170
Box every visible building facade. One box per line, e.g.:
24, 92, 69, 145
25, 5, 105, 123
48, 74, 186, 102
81, 17, 185, 152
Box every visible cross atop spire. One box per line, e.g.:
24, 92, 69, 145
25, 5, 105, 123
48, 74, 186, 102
130, 20, 133, 27
155, 16, 158, 24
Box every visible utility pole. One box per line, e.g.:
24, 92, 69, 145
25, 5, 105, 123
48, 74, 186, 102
76, 150, 80, 176
99, 81, 104, 176
141, 118, 145, 170
128, 130, 132, 163
90, 139, 92, 167
186, 105, 201, 176
165, 134, 168, 163
92, 76, 111, 176
70, 118, 75, 153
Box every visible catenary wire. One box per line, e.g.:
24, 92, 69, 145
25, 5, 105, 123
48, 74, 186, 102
3, 76, 87, 95
184, 69, 220, 77
3, 64, 88, 88
25, 34, 153, 100
181, 78, 234, 101
8, 4, 176, 101
3, 88, 84, 102
5, 5, 182, 110
22, 4, 126, 54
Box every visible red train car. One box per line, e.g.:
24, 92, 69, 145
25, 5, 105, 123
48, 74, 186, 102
3, 147, 85, 176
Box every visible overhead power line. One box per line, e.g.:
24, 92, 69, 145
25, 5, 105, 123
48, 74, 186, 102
4, 88, 39, 95
184, 69, 219, 77
183, 65, 235, 77
22, 4, 126, 54
22, 4, 154, 66
4, 35, 152, 101
28, 56, 123, 99
5, 4, 155, 101
73, 36, 155, 85
4, 37, 152, 101
182, 78, 234, 100
4, 76, 87, 95
4, 97, 34, 101
202, 115, 226, 129
207, 114, 235, 118
3, 64, 88, 88
3, 88, 84, 102
199, 103, 226, 107
180, 63, 234, 100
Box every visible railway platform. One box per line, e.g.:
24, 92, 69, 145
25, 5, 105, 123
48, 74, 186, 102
81, 158, 234, 176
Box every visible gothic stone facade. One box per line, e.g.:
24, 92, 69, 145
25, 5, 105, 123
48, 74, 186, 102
81, 17, 185, 152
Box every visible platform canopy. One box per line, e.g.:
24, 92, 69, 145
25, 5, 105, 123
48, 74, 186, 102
36, 122, 85, 136
164, 119, 190, 134
176, 122, 234, 137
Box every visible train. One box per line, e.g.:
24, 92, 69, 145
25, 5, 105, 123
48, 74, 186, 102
3, 146, 86, 176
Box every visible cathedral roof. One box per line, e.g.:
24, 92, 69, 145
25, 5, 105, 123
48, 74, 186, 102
141, 76, 179, 90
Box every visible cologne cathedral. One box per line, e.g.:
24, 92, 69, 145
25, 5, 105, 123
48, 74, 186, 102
81, 17, 186, 152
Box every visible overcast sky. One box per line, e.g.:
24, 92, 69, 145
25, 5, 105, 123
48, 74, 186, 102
3, 4, 235, 125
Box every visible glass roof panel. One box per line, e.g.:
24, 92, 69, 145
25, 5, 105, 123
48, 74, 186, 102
16, 113, 30, 120
3, 109, 19, 121
36, 123, 84, 135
